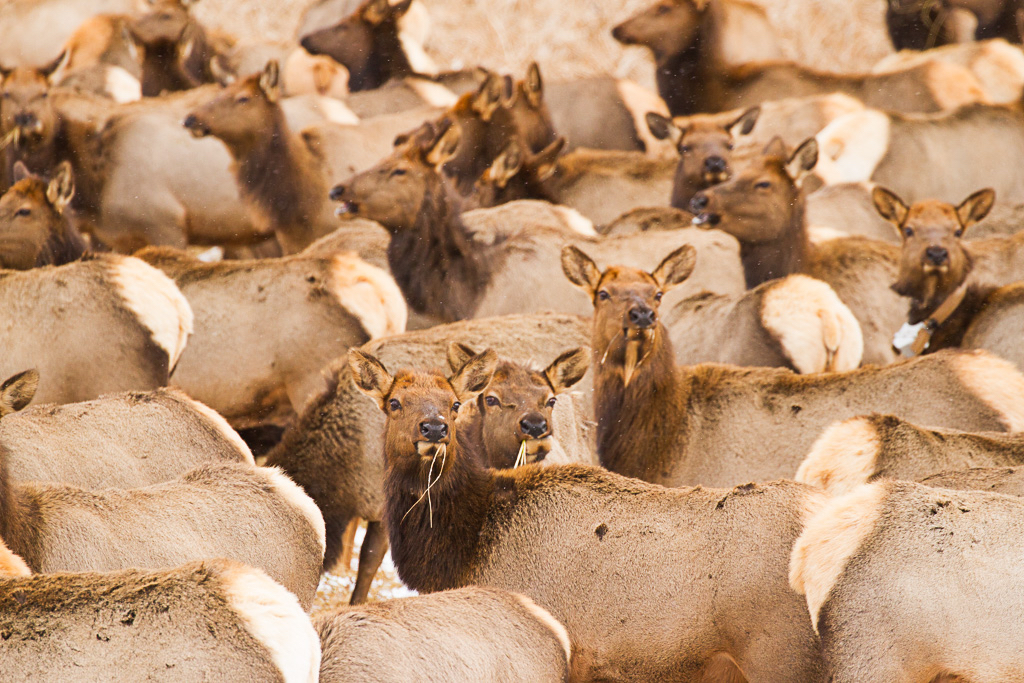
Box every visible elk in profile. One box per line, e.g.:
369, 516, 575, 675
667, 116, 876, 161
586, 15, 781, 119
562, 244, 1024, 488
350, 345, 828, 681
0, 161, 88, 269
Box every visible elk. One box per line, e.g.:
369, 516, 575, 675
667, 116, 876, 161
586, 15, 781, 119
689, 137, 906, 365
135, 246, 406, 429
350, 345, 828, 681
562, 244, 1024, 489
315, 586, 570, 682
128, 0, 220, 96
54, 13, 144, 103
790, 480, 1024, 682
265, 311, 593, 604
0, 161, 87, 269
873, 186, 1024, 356
886, 0, 1024, 50
1, 376, 254, 489
330, 120, 745, 322
796, 413, 1024, 497
613, 0, 988, 116
0, 255, 192, 406
0, 550, 321, 682
0, 451, 325, 611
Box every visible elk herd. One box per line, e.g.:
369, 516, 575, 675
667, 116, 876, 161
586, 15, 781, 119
6, 0, 1024, 680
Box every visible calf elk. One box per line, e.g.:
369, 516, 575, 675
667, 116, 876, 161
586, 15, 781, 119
315, 587, 570, 682
561, 245, 1024, 488
350, 346, 828, 682
0, 546, 320, 682
0, 161, 87, 269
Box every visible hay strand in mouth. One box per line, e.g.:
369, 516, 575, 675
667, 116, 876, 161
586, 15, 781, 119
514, 439, 527, 469
401, 443, 447, 528
0, 128, 20, 151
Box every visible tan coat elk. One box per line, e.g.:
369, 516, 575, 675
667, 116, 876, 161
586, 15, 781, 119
0, 161, 86, 269
350, 345, 828, 682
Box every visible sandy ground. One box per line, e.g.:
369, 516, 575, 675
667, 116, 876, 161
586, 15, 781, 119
312, 523, 414, 613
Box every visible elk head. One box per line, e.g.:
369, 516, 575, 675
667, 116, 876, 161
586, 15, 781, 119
689, 137, 817, 243
300, 0, 413, 92
330, 121, 461, 232
183, 60, 281, 154
448, 342, 590, 468
612, 0, 706, 61
874, 186, 995, 308
0, 161, 83, 269
349, 347, 496, 480
0, 369, 39, 418
129, 0, 204, 94
562, 244, 695, 386
0, 54, 66, 150
647, 106, 760, 208
499, 63, 558, 158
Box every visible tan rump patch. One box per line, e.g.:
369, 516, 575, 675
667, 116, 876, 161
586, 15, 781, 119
789, 481, 887, 632
257, 466, 327, 556
174, 391, 255, 465
615, 79, 674, 158
107, 255, 194, 371
405, 77, 458, 108
968, 40, 1024, 104
0, 538, 31, 577
952, 351, 1024, 432
104, 66, 142, 103
328, 253, 408, 339
283, 48, 350, 100
515, 593, 572, 666
761, 275, 863, 374
795, 416, 881, 496
551, 205, 597, 236
221, 563, 322, 682
813, 109, 890, 185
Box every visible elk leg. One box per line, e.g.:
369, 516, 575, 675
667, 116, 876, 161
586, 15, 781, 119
350, 520, 389, 604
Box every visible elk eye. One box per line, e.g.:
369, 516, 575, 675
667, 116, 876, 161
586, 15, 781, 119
38, 92, 47, 99
904, 227, 914, 238
1, 92, 10, 99
14, 208, 29, 217
485, 396, 499, 407
725, 142, 734, 151
656, 4, 670, 14
954, 229, 963, 238
452, 401, 461, 412
755, 181, 771, 189
546, 397, 557, 408
236, 96, 250, 104
654, 291, 663, 302
679, 145, 692, 154
390, 168, 407, 177
597, 290, 610, 301
388, 398, 401, 411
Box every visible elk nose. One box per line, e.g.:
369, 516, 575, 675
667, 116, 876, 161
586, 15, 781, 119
703, 156, 727, 174
611, 25, 626, 41
329, 184, 346, 201
419, 419, 448, 443
182, 114, 198, 129
925, 246, 949, 265
13, 112, 35, 127
628, 305, 656, 328
519, 414, 549, 439
689, 193, 709, 212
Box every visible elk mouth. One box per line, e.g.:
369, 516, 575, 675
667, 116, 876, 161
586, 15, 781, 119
621, 327, 655, 387
691, 212, 720, 228
922, 263, 949, 276
522, 435, 552, 460
416, 440, 449, 458
182, 115, 209, 138
701, 170, 729, 185
335, 200, 359, 216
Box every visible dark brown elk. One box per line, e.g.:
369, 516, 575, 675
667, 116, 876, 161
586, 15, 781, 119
646, 105, 759, 209
265, 311, 594, 604
886, 0, 1024, 50
562, 244, 1024, 489
315, 586, 570, 682
873, 186, 1024, 356
0, 551, 321, 681
790, 481, 1024, 682
128, 0, 219, 96
0, 161, 87, 269
330, 121, 745, 322
0, 451, 325, 610
613, 0, 987, 116
1, 379, 255, 489
0, 255, 192, 406
690, 137, 906, 365
136, 246, 406, 430
350, 346, 828, 681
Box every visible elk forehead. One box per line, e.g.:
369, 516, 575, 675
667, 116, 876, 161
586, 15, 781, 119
597, 266, 661, 297
387, 370, 458, 411
486, 362, 554, 404
902, 201, 962, 238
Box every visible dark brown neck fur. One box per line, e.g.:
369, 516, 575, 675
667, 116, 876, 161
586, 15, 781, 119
741, 197, 809, 288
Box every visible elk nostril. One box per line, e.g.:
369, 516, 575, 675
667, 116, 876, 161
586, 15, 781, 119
520, 415, 549, 439
329, 184, 346, 201
629, 306, 656, 328
689, 194, 708, 212
419, 420, 448, 442
925, 246, 949, 265
13, 113, 33, 126
704, 156, 726, 173
182, 114, 197, 129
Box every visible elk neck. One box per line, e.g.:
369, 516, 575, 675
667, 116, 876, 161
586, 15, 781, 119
740, 194, 809, 288
656, 33, 706, 117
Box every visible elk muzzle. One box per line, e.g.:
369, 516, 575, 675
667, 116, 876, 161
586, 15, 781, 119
182, 114, 209, 138
416, 418, 449, 456
702, 155, 729, 185
924, 246, 949, 270
330, 184, 360, 215
689, 192, 720, 227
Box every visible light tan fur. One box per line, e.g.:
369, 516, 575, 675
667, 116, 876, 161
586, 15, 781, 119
789, 481, 886, 632
615, 78, 674, 158
516, 593, 573, 665
0, 539, 30, 578
405, 76, 458, 108
183, 396, 256, 464
221, 562, 322, 683
109, 255, 194, 371
283, 47, 350, 99
327, 251, 408, 339
795, 417, 882, 495
813, 109, 890, 185
952, 351, 1024, 431
101, 65, 142, 102
460, 200, 597, 246
258, 466, 327, 556
760, 274, 863, 373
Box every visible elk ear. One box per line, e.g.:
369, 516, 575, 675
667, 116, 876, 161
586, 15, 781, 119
651, 244, 696, 290
449, 348, 498, 402
472, 73, 503, 121
956, 188, 995, 230
545, 347, 591, 393
871, 186, 909, 232
348, 349, 394, 411
646, 112, 682, 145
46, 161, 75, 213
785, 137, 818, 181
392, 0, 413, 18
11, 161, 30, 184
524, 62, 543, 107
728, 105, 760, 137
363, 0, 390, 25
40, 49, 69, 81
209, 55, 236, 85
447, 341, 478, 374
0, 369, 39, 415
561, 245, 602, 297
425, 122, 460, 166
485, 141, 523, 188
528, 137, 565, 181
259, 60, 281, 102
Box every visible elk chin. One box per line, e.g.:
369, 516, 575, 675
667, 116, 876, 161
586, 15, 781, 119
523, 436, 552, 460
415, 440, 448, 458
691, 212, 721, 228
334, 200, 359, 216
622, 327, 654, 387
